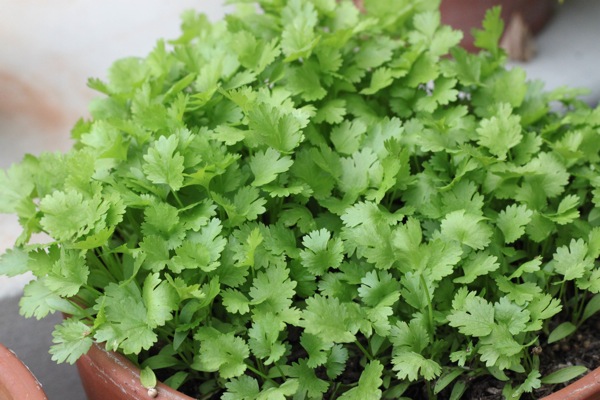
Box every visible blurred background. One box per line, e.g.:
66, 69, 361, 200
0, 0, 598, 398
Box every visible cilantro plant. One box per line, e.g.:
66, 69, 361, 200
2, 0, 600, 398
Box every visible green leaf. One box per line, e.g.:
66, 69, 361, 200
141, 201, 185, 250
438, 210, 492, 250
248, 312, 286, 365
300, 229, 344, 276
221, 289, 250, 315
301, 295, 357, 343
552, 239, 594, 281
314, 99, 347, 125
0, 164, 35, 214
285, 359, 330, 398
338, 361, 383, 400
434, 368, 466, 395
494, 297, 530, 335
50, 318, 93, 364
477, 103, 522, 160
442, 47, 482, 86
497, 204, 533, 244
143, 272, 178, 327
390, 319, 430, 353
358, 270, 400, 307
541, 366, 588, 384
20, 279, 74, 319
325, 344, 348, 379
195, 328, 249, 379
472, 6, 504, 56
95, 282, 158, 354
361, 67, 394, 95
257, 379, 299, 400
45, 250, 89, 297
39, 189, 108, 242
330, 119, 367, 155
496, 277, 541, 306
546, 194, 580, 225
248, 104, 306, 154
447, 292, 495, 337
249, 148, 294, 187
454, 252, 499, 284
547, 321, 577, 344
249, 264, 297, 317
478, 326, 523, 370
582, 293, 600, 323
142, 135, 185, 191
223, 376, 260, 400
415, 78, 458, 113
392, 351, 442, 381
513, 369, 541, 397
140, 366, 157, 389
509, 257, 542, 280
0, 248, 30, 277
281, 0, 320, 61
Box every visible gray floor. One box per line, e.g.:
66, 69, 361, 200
0, 1, 599, 399
0, 296, 86, 399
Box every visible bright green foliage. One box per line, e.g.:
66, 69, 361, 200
337, 361, 383, 400
1, 2, 599, 399
195, 328, 249, 379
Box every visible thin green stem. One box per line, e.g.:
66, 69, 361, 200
172, 191, 185, 208
246, 363, 278, 385
419, 273, 435, 338
354, 340, 373, 362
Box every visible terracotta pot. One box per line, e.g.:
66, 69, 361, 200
439, 0, 555, 52
542, 367, 600, 400
0, 343, 48, 400
76, 342, 194, 400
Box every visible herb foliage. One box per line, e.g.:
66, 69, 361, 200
1, 0, 600, 398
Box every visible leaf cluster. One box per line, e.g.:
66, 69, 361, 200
1, 1, 600, 399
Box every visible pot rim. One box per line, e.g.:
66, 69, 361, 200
77, 341, 195, 400
0, 343, 48, 400
541, 366, 600, 400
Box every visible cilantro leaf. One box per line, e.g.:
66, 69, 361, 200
50, 318, 94, 364
249, 148, 294, 187
552, 239, 594, 281
438, 210, 492, 250
301, 295, 358, 343
497, 204, 533, 244
284, 359, 329, 398
223, 375, 260, 400
94, 282, 157, 354
195, 328, 249, 379
358, 270, 400, 307
143, 272, 178, 327
0, 248, 30, 277
281, 0, 320, 62
472, 6, 504, 57
477, 103, 522, 160
392, 351, 442, 381
454, 252, 499, 284
338, 360, 383, 400
478, 326, 523, 370
447, 291, 495, 337
142, 135, 185, 191
39, 189, 107, 242
299, 229, 344, 276
45, 249, 89, 297
248, 312, 286, 365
